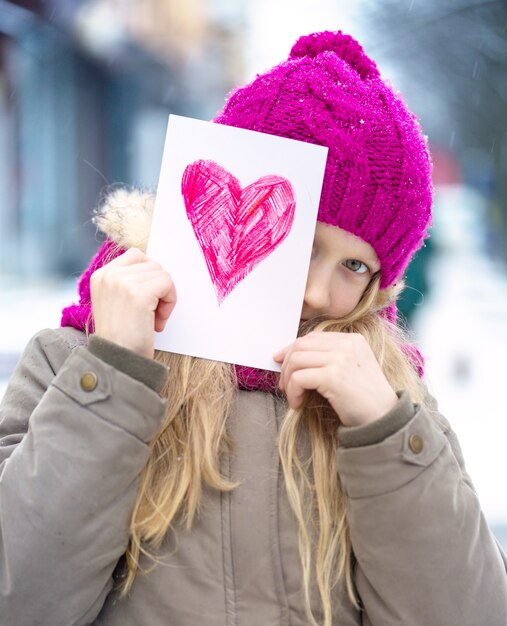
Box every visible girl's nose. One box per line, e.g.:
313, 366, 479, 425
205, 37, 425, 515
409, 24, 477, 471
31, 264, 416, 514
303, 268, 331, 314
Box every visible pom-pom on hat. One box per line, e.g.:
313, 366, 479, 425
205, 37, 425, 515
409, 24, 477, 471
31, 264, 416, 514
213, 30, 433, 288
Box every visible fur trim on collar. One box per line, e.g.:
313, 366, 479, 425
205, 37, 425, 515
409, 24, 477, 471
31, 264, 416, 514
93, 188, 155, 252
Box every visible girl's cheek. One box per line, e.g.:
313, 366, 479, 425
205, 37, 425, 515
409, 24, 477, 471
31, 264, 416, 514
330, 276, 366, 315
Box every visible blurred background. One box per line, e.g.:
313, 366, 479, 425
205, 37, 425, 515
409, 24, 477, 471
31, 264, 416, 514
0, 0, 506, 546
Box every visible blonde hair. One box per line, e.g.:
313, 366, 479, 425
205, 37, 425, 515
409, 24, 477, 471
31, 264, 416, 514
118, 275, 425, 625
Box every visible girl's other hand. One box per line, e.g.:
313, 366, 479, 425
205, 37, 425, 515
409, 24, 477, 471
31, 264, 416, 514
90, 248, 177, 359
274, 331, 398, 427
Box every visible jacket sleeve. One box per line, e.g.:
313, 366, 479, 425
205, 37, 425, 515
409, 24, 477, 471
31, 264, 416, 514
336, 392, 507, 626
0, 329, 168, 626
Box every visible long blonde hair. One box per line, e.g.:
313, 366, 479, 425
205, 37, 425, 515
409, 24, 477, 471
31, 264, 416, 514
119, 275, 425, 625
278, 276, 424, 625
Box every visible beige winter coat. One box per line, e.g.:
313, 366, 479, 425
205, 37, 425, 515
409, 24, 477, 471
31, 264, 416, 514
1, 190, 506, 624
1, 326, 506, 625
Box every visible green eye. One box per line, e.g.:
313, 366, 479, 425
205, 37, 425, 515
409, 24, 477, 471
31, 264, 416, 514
345, 259, 368, 274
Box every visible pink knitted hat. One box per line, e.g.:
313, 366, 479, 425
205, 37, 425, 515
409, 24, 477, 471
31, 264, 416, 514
214, 31, 433, 288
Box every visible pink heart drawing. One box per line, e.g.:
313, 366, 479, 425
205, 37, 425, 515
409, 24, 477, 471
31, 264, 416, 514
181, 159, 296, 304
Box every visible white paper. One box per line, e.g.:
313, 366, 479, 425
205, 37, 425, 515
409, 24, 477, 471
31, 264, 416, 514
147, 114, 328, 371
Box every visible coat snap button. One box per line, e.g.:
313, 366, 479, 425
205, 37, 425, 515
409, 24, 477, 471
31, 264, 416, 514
409, 434, 423, 454
80, 371, 98, 392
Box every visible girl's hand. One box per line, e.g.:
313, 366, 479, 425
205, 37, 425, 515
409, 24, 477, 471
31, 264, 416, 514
274, 331, 398, 427
90, 248, 177, 359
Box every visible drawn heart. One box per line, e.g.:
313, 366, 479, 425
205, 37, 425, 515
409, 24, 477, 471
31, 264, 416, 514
182, 159, 296, 303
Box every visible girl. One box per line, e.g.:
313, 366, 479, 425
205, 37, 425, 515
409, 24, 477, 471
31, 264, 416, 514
1, 30, 506, 626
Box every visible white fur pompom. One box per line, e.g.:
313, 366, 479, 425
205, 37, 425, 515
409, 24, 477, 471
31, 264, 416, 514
93, 188, 156, 252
